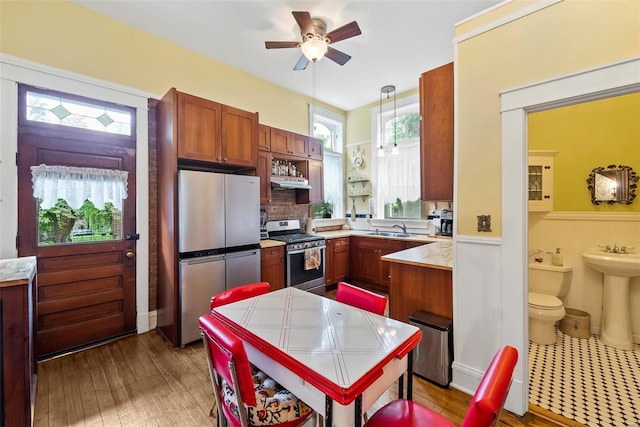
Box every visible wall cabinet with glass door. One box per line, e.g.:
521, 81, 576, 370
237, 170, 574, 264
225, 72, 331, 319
528, 151, 556, 212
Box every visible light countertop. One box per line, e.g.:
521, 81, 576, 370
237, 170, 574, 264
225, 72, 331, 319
315, 229, 451, 244
260, 240, 286, 249
381, 241, 452, 271
0, 256, 37, 288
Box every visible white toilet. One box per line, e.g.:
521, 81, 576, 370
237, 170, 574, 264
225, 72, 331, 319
528, 262, 573, 345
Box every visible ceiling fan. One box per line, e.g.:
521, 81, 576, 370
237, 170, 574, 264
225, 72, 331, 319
265, 11, 361, 70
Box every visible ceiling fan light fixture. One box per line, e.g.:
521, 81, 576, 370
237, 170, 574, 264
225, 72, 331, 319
300, 36, 328, 62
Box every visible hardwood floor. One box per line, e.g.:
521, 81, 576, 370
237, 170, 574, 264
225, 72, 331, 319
34, 330, 572, 426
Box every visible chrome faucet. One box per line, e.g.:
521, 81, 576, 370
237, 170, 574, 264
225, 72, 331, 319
392, 223, 407, 234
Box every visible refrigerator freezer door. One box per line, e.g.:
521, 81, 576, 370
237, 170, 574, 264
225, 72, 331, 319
180, 256, 225, 346
225, 175, 260, 248
178, 170, 225, 253
225, 249, 261, 290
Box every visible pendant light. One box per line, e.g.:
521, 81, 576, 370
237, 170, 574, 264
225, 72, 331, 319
378, 85, 398, 157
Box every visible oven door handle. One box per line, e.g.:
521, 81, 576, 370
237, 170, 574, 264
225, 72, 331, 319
288, 245, 326, 255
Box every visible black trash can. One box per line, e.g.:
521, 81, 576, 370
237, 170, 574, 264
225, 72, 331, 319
409, 311, 453, 387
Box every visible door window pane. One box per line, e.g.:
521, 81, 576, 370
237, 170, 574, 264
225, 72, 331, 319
26, 90, 132, 136
37, 198, 123, 246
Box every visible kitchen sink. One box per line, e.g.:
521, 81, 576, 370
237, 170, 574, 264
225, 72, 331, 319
366, 231, 416, 238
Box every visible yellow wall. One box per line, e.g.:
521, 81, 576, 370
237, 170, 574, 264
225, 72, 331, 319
529, 92, 640, 212
455, 0, 640, 235
0, 0, 344, 134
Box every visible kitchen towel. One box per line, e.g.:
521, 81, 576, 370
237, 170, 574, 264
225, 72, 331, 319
304, 247, 321, 270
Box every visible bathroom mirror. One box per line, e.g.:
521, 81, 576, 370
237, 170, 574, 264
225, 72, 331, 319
587, 165, 638, 205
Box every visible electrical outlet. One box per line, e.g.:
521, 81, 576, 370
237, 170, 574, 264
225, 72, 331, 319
477, 215, 491, 232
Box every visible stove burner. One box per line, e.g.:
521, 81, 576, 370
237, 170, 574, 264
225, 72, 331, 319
269, 233, 324, 244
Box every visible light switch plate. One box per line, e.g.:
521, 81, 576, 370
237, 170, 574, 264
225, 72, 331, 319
477, 215, 491, 232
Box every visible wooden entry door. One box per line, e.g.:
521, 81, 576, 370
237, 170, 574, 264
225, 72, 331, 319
16, 85, 138, 359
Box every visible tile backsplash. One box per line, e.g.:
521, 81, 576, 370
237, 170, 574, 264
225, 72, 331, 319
262, 190, 309, 225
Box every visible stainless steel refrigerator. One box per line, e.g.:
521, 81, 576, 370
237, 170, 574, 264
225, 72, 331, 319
178, 170, 260, 345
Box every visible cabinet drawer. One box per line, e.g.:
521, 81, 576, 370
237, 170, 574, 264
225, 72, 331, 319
332, 238, 350, 252
261, 246, 284, 260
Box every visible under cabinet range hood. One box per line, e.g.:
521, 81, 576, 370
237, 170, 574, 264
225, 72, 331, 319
270, 176, 312, 190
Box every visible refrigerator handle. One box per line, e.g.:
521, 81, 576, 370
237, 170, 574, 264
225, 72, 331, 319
181, 255, 225, 264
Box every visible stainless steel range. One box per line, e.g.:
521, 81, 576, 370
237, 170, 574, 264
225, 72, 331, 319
265, 220, 326, 295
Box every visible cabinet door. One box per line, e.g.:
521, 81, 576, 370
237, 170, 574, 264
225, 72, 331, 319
358, 238, 381, 284
177, 92, 221, 162
257, 150, 271, 204
420, 62, 453, 201
307, 160, 323, 204
308, 137, 323, 160
378, 240, 405, 288
261, 246, 285, 291
332, 238, 350, 283
528, 155, 554, 211
270, 128, 291, 155
290, 133, 308, 158
221, 105, 258, 167
325, 239, 335, 284
295, 160, 324, 205
258, 124, 271, 151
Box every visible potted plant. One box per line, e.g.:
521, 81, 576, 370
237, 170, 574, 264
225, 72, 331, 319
314, 201, 333, 218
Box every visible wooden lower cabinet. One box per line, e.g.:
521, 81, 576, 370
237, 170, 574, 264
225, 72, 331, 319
325, 237, 349, 285
1, 257, 37, 427
387, 262, 452, 323
349, 237, 404, 291
260, 245, 285, 291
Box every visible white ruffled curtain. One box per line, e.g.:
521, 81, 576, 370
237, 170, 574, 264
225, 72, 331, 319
31, 164, 128, 210
377, 139, 421, 206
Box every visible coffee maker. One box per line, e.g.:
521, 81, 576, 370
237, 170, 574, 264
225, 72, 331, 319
439, 209, 453, 237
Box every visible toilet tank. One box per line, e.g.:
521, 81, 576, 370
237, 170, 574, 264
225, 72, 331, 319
528, 262, 573, 297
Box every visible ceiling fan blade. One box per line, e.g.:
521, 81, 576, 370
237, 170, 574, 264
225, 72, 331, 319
325, 21, 361, 44
325, 46, 351, 66
265, 41, 300, 49
293, 54, 310, 71
292, 11, 314, 36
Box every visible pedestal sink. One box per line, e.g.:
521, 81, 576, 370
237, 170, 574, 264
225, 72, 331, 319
582, 249, 640, 350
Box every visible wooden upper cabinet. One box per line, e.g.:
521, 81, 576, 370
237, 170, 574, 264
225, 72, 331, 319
420, 62, 454, 201
270, 128, 307, 158
296, 159, 323, 204
308, 137, 323, 160
258, 124, 271, 151
175, 90, 257, 167
221, 105, 258, 168
290, 133, 308, 158
257, 150, 272, 204
177, 91, 221, 162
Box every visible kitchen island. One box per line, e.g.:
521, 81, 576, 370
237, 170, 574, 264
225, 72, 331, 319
381, 241, 453, 322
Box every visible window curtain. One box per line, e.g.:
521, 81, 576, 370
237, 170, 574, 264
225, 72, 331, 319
323, 150, 344, 217
31, 164, 128, 210
376, 139, 420, 205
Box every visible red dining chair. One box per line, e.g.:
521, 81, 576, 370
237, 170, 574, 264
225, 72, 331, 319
199, 314, 315, 427
210, 282, 271, 310
363, 345, 519, 427
336, 281, 387, 316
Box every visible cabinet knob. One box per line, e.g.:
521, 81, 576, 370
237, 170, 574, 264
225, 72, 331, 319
223, 157, 228, 162
217, 156, 221, 161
